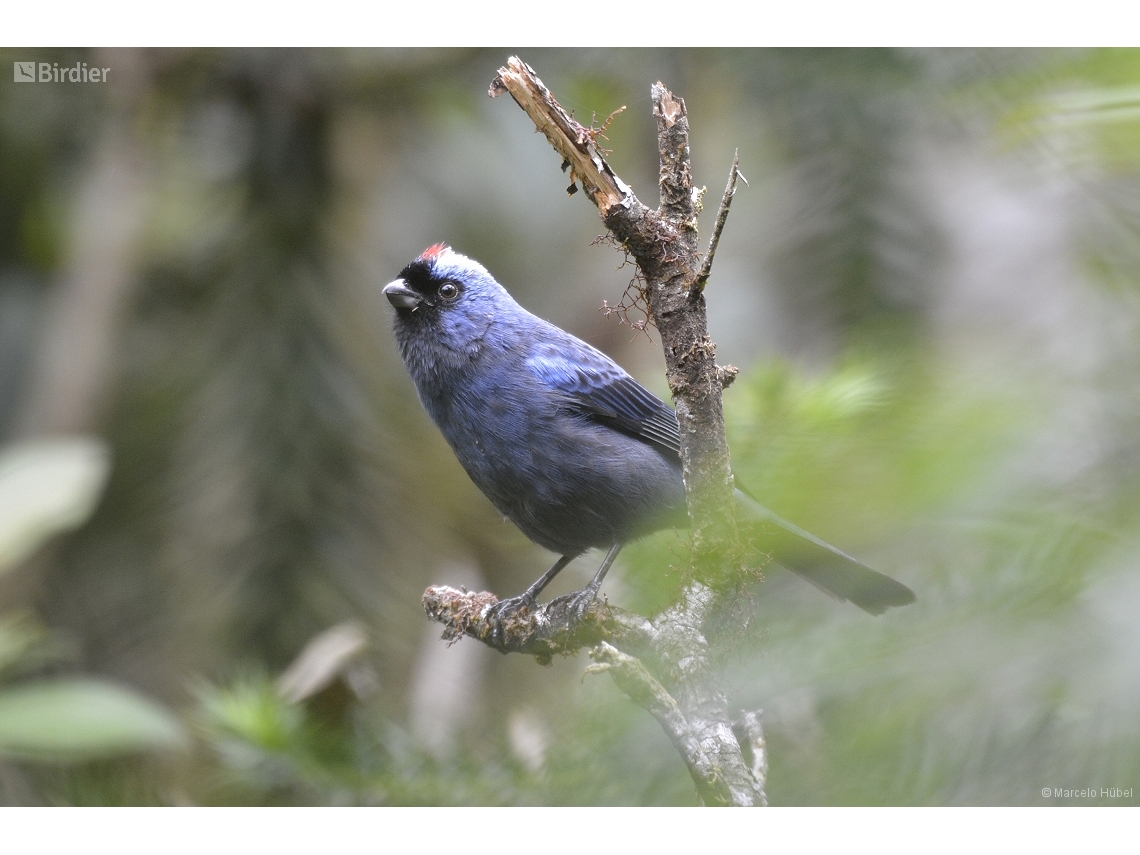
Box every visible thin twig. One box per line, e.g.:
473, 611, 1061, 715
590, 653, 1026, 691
691, 150, 745, 299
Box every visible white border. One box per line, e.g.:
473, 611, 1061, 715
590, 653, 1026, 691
4, 806, 1137, 853
4, 1, 1139, 48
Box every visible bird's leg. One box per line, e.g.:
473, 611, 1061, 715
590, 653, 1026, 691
485, 554, 575, 650
563, 542, 622, 625
520, 553, 577, 603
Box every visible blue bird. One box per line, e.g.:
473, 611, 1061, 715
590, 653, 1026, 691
384, 245, 914, 633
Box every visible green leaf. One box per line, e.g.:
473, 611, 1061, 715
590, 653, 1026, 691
0, 438, 111, 575
0, 678, 186, 762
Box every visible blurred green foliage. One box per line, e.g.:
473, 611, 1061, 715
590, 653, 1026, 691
2, 47, 1140, 805
0, 439, 184, 779
0, 678, 184, 762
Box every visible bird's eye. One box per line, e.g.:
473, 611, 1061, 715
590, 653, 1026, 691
438, 281, 460, 301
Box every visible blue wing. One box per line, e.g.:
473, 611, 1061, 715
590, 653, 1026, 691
527, 341, 682, 458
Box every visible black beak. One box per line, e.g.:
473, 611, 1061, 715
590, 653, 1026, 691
383, 279, 424, 311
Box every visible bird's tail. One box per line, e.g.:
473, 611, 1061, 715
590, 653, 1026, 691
734, 489, 915, 615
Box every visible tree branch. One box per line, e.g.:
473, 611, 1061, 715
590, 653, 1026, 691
436, 55, 767, 806
424, 582, 764, 806
489, 58, 637, 216
422, 585, 656, 665
692, 150, 745, 298
586, 642, 735, 806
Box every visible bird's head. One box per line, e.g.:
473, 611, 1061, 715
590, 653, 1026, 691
383, 244, 517, 371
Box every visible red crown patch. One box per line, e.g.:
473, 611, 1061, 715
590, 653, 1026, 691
419, 243, 449, 261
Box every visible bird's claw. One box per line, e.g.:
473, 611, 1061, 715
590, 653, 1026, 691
483, 593, 536, 652
561, 586, 600, 629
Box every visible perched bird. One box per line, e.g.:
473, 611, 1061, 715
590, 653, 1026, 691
384, 244, 914, 632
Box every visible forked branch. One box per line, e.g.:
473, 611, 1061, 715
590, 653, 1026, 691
425, 55, 763, 807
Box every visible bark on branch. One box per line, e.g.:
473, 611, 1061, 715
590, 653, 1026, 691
425, 56, 764, 806
422, 585, 655, 665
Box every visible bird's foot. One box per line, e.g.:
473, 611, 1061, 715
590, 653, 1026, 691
560, 585, 601, 630
483, 593, 537, 652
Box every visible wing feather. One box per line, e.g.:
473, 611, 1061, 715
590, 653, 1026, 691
527, 343, 681, 458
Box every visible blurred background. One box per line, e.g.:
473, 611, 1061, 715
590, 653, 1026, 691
1, 47, 1139, 805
